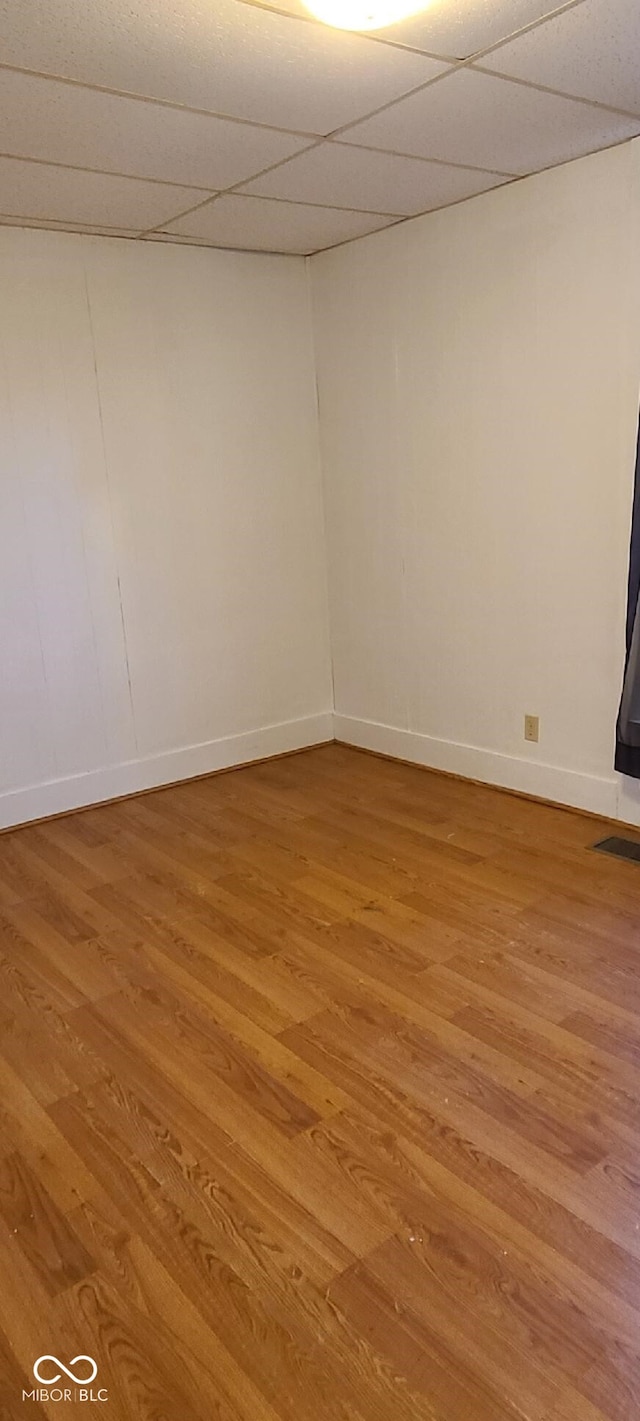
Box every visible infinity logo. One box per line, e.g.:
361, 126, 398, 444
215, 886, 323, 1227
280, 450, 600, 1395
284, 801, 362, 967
33, 1356, 98, 1385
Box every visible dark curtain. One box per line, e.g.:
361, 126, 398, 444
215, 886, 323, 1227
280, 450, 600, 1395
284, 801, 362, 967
616, 414, 640, 778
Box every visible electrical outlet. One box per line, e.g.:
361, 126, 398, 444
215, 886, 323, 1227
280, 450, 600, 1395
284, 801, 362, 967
524, 714, 539, 744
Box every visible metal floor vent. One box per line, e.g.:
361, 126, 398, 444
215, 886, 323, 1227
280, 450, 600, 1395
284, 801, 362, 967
593, 835, 640, 863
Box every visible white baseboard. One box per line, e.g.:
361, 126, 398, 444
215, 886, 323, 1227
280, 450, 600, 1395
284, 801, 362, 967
4, 709, 633, 833
0, 712, 334, 831
334, 714, 619, 819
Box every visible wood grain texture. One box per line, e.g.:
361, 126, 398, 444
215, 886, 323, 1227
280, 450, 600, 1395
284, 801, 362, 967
0, 743, 638, 1418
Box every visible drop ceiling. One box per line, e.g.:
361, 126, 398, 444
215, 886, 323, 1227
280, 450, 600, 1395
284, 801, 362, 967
0, 0, 638, 255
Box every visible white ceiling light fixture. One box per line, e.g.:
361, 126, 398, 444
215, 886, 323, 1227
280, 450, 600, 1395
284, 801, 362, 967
301, 0, 434, 32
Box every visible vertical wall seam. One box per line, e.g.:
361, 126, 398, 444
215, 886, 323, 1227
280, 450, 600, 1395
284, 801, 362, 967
83, 262, 139, 754
0, 333, 56, 781
305, 252, 336, 723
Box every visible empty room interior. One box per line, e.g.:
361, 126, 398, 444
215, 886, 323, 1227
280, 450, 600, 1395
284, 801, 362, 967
3, 0, 640, 1416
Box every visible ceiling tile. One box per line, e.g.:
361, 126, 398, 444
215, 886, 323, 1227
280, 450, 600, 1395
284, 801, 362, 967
160, 194, 397, 253
0, 0, 447, 134
0, 70, 309, 189
246, 0, 576, 59
0, 157, 205, 229
483, 0, 640, 116
342, 69, 640, 174
241, 141, 510, 215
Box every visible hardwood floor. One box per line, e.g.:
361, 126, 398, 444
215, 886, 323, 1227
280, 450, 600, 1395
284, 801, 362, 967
1, 743, 640, 1419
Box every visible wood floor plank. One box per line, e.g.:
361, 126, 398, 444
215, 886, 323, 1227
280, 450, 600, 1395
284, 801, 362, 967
342, 1236, 570, 1421
0, 1152, 95, 1296
0, 1054, 99, 1215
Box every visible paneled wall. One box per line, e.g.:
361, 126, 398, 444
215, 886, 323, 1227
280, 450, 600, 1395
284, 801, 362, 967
311, 139, 640, 821
0, 228, 332, 827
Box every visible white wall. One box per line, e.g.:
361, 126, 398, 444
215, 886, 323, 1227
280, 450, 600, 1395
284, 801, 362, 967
311, 139, 640, 822
0, 227, 332, 828
4, 143, 640, 833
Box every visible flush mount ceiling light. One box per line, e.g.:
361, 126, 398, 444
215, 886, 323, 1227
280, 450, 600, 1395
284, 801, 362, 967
301, 0, 432, 30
